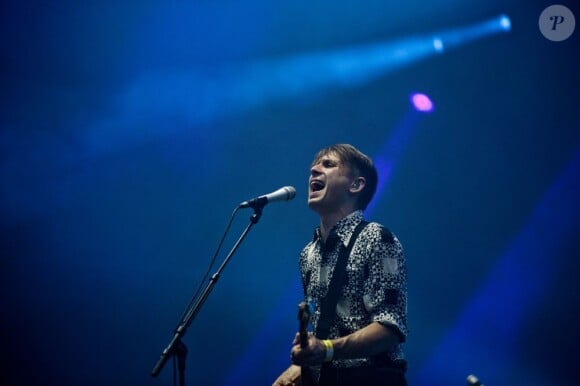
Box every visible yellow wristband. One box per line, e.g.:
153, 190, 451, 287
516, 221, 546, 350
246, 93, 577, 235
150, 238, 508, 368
322, 339, 334, 362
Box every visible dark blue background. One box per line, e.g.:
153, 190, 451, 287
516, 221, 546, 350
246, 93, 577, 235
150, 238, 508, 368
1, 1, 578, 385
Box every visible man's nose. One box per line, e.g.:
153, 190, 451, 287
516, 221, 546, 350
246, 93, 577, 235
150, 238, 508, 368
310, 165, 321, 176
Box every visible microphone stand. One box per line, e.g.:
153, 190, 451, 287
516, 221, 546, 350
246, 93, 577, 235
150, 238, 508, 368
151, 206, 264, 384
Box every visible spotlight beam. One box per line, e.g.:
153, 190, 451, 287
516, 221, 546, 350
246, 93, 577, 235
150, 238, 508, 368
84, 15, 511, 154
411, 148, 580, 386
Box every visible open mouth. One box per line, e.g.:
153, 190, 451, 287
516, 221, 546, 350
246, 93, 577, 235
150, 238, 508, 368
310, 180, 325, 192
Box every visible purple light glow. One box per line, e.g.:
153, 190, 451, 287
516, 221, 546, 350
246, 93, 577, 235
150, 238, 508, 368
411, 93, 434, 113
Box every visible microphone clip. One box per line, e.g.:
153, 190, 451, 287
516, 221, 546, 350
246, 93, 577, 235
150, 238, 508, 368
239, 197, 268, 209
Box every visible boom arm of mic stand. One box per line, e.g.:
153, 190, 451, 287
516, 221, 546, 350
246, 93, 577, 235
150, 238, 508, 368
151, 208, 263, 378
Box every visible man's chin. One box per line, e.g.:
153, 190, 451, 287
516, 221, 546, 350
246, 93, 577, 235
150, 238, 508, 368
307, 199, 319, 208
307, 198, 325, 212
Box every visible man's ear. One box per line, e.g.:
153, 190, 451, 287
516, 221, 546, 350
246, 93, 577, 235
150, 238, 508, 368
350, 177, 366, 193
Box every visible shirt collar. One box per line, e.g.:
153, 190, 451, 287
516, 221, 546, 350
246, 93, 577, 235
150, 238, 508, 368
312, 210, 365, 247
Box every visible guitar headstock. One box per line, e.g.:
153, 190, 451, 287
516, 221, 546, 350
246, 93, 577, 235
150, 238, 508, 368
297, 301, 312, 349
298, 301, 311, 326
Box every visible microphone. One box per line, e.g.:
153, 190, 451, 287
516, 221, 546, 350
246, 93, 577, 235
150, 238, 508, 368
239, 186, 296, 209
466, 374, 484, 386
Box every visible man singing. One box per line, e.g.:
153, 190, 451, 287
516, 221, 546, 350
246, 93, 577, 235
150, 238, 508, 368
273, 144, 408, 386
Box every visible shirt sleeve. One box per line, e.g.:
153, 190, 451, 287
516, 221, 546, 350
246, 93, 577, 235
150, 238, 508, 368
361, 224, 408, 341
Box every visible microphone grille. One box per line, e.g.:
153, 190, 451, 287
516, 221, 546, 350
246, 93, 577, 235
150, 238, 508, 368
284, 186, 297, 199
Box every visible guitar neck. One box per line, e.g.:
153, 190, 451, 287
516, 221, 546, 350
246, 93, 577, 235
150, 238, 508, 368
298, 302, 315, 386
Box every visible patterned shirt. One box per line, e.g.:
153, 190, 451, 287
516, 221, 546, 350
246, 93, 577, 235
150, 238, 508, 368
300, 210, 408, 368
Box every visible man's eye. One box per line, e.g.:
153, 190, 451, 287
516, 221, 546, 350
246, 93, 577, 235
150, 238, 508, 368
323, 160, 335, 167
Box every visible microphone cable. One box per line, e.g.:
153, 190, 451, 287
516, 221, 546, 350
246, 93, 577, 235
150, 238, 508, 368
173, 205, 241, 331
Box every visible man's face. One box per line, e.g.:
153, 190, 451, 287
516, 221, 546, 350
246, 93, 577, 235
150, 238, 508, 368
308, 152, 354, 213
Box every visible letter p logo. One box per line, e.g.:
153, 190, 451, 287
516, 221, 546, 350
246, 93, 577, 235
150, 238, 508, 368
550, 15, 566, 30
539, 5, 576, 41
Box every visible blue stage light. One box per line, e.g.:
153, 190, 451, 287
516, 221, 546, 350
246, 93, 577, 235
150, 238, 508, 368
432, 37, 444, 53
499, 14, 511, 31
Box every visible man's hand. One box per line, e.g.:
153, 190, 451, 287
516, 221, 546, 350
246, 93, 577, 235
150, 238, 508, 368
272, 364, 301, 386
290, 332, 326, 366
